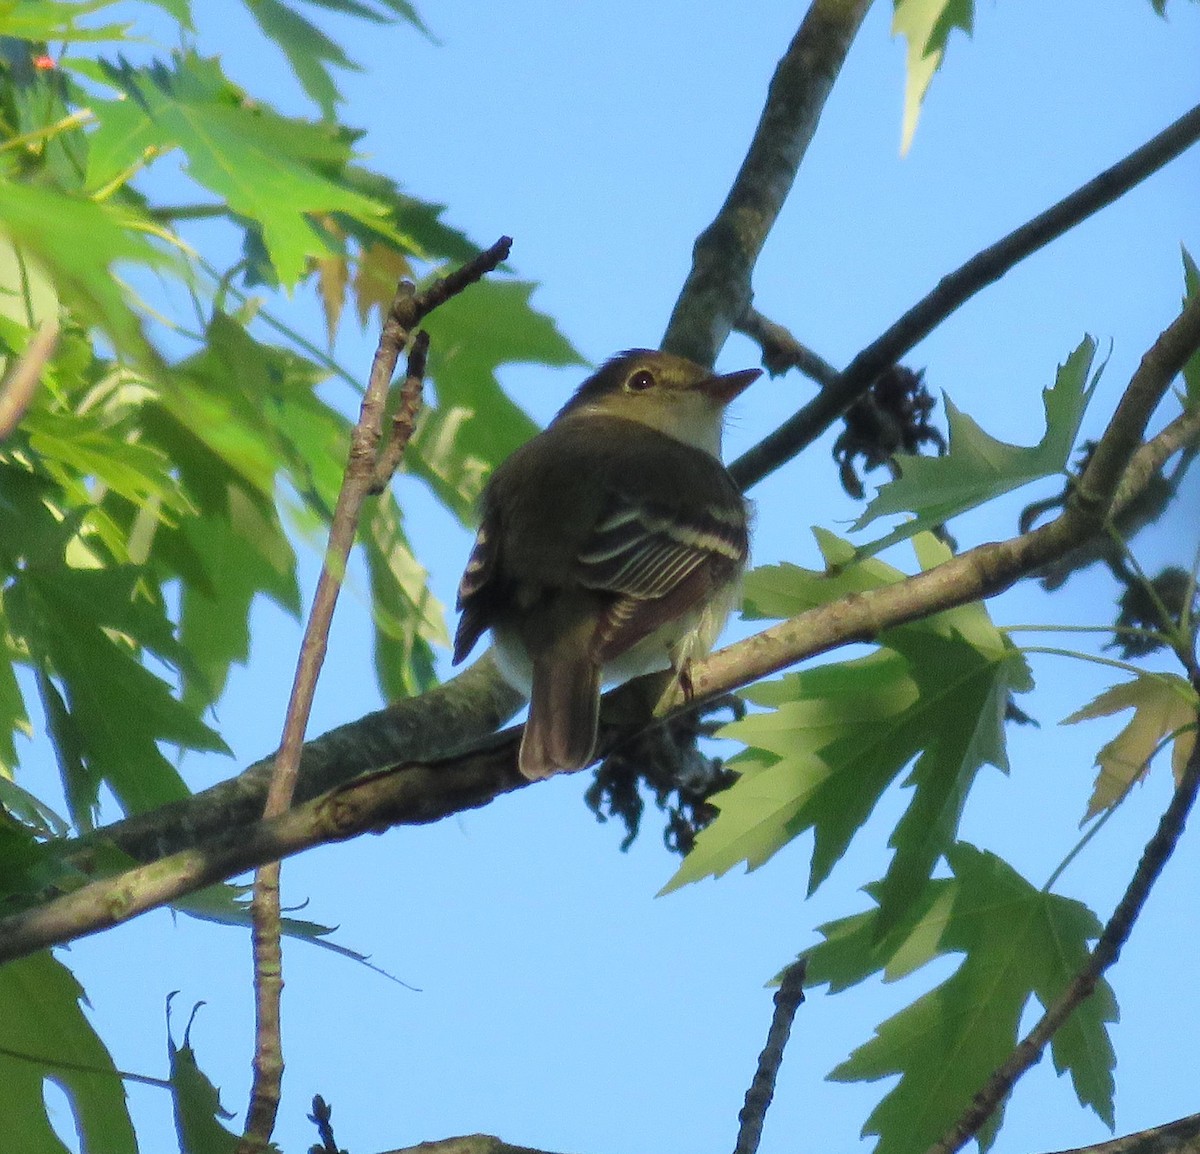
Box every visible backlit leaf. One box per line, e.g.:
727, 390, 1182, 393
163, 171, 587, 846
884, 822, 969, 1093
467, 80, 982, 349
363, 493, 446, 700
816, 844, 1115, 1154
1062, 673, 1198, 821
0, 951, 137, 1154
892, 0, 974, 153
86, 53, 392, 285
854, 337, 1098, 555
1182, 246, 1199, 406
0, 185, 165, 360
664, 533, 1031, 924
413, 278, 582, 521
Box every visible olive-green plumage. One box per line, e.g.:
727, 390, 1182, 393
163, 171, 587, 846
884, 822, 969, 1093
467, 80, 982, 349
454, 349, 758, 779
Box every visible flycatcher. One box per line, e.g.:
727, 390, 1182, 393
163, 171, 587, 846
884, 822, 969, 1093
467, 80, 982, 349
453, 348, 759, 779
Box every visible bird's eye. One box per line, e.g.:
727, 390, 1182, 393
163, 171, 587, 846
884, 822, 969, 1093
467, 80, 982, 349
626, 369, 655, 392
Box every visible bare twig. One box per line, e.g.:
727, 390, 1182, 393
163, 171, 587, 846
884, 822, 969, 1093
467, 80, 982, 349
735, 308, 840, 389
0, 318, 58, 441
730, 100, 1200, 491
371, 330, 431, 494
924, 698, 1200, 1154
660, 0, 874, 367
308, 1095, 344, 1154
239, 239, 509, 1153
733, 959, 808, 1154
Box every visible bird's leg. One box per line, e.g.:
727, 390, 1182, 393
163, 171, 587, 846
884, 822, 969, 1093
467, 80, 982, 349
676, 659, 696, 703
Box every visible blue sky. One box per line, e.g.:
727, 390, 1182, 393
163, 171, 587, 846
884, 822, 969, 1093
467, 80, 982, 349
37, 3, 1200, 1153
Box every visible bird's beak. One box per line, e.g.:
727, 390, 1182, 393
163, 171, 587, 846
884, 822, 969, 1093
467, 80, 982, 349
699, 367, 762, 404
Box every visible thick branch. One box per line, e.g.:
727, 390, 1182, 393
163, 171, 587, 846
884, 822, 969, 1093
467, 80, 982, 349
1046, 1113, 1200, 1154
93, 650, 525, 864
730, 100, 1200, 490
660, 0, 874, 366
2, 298, 1195, 965
380, 1138, 573, 1154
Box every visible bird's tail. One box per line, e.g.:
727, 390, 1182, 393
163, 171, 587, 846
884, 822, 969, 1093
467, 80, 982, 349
520, 649, 601, 779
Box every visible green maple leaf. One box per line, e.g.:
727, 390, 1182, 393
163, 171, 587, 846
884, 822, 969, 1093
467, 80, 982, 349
812, 844, 1116, 1154
0, 190, 166, 361
86, 53, 395, 285
6, 566, 228, 824
242, 0, 358, 119
662, 534, 1031, 922
364, 492, 446, 699
854, 337, 1099, 556
0, 0, 132, 43
0, 952, 137, 1154
892, 0, 974, 153
167, 999, 238, 1154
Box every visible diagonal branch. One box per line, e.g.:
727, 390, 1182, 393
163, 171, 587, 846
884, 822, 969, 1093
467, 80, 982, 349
1043, 1113, 1200, 1154
1, 294, 1195, 965
0, 318, 58, 441
60, 21, 1200, 899
733, 959, 808, 1154
660, 0, 874, 367
730, 100, 1200, 491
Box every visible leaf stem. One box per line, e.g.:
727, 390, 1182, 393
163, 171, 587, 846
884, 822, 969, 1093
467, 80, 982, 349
1018, 646, 1163, 680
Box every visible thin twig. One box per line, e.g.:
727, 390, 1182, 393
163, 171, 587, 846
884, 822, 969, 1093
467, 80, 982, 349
0, 294, 1194, 964
660, 0, 874, 367
370, 330, 430, 494
924, 698, 1200, 1154
735, 308, 840, 389
730, 100, 1200, 491
0, 318, 58, 441
733, 958, 808, 1154
308, 1095, 344, 1154
238, 238, 509, 1154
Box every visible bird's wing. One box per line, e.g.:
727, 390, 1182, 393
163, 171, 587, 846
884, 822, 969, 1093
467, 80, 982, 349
452, 503, 501, 664
577, 494, 747, 664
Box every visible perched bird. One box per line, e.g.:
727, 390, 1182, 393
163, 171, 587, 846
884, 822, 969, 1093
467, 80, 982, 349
453, 348, 759, 779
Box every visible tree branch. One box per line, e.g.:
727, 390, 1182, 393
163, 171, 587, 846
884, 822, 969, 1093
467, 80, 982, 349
660, 0, 874, 366
1045, 1113, 1200, 1154
734, 307, 840, 388
2, 295, 1195, 965
733, 958, 808, 1154
0, 318, 57, 441
729, 100, 1200, 491
240, 244, 508, 1152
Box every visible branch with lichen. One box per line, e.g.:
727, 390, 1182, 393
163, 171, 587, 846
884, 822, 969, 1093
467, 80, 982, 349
2, 292, 1196, 966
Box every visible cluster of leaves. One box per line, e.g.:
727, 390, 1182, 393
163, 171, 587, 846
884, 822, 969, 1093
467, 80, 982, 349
0, 2, 580, 1150
661, 324, 1199, 1151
